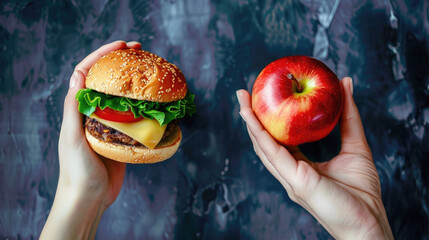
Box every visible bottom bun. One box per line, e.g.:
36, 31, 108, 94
85, 127, 181, 164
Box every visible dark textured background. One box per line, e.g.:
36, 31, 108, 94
1, 0, 428, 239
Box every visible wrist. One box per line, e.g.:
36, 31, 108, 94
351, 224, 393, 240
362, 201, 393, 240
337, 204, 393, 240
40, 181, 106, 240
57, 169, 108, 202
314, 199, 393, 240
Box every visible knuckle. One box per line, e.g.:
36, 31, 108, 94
286, 191, 298, 203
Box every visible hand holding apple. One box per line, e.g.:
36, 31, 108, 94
237, 76, 393, 239
252, 56, 343, 146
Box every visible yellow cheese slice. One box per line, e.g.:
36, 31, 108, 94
90, 114, 167, 149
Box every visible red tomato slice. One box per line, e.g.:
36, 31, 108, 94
94, 107, 142, 123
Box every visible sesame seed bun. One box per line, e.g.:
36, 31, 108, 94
83, 48, 187, 164
85, 49, 187, 102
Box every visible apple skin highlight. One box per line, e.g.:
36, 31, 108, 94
252, 56, 344, 146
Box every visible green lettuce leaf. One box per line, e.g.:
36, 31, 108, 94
75, 89, 196, 126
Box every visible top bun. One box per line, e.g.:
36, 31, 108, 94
85, 49, 187, 102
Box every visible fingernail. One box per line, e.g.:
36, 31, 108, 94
127, 41, 141, 45
236, 91, 242, 105
349, 77, 353, 96
239, 111, 246, 122
70, 71, 78, 88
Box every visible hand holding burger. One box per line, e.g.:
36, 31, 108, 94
40, 41, 192, 239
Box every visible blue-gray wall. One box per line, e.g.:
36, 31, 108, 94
1, 0, 428, 239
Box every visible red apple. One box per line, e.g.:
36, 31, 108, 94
252, 56, 343, 146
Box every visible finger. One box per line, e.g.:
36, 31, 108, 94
75, 40, 127, 76
247, 125, 293, 191
100, 156, 126, 194
126, 41, 142, 49
237, 90, 298, 181
286, 146, 311, 164
236, 89, 251, 109
339, 77, 371, 155
247, 125, 281, 178
237, 89, 292, 185
60, 70, 86, 144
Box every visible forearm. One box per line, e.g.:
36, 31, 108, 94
40, 183, 105, 240
88, 204, 108, 239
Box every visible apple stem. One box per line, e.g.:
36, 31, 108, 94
287, 73, 302, 93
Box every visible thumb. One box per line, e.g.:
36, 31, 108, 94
60, 70, 86, 144
339, 77, 371, 155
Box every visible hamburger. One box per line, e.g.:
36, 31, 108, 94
75, 49, 195, 164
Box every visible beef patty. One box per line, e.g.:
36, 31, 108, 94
85, 117, 179, 148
